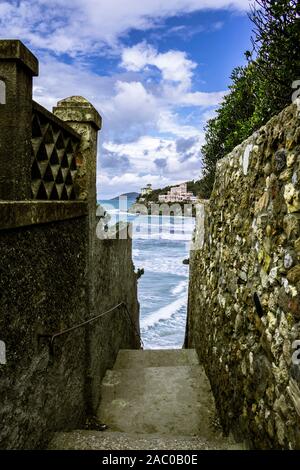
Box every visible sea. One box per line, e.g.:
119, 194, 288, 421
99, 197, 195, 349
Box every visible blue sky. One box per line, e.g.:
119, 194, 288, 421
0, 0, 253, 198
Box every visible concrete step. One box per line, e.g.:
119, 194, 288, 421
98, 364, 220, 439
113, 349, 199, 369
48, 349, 246, 450
49, 430, 244, 450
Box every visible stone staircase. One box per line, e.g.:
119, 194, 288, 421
49, 349, 243, 450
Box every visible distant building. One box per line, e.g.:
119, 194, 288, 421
141, 183, 152, 196
158, 183, 197, 203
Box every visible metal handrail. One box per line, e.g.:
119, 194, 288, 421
122, 302, 144, 349
38, 301, 143, 355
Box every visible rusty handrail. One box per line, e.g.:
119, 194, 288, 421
38, 301, 143, 355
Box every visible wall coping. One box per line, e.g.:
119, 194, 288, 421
0, 40, 39, 76
53, 96, 102, 130
33, 101, 81, 139
215, 102, 300, 173
0, 201, 88, 230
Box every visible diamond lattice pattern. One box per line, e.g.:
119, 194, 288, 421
31, 106, 80, 200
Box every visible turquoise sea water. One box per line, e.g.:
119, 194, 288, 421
99, 198, 194, 349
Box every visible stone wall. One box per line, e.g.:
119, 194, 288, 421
88, 230, 140, 413
0, 209, 139, 449
0, 208, 88, 449
186, 103, 300, 449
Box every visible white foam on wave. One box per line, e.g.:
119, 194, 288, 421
132, 248, 141, 258
141, 294, 187, 330
133, 228, 194, 238
134, 220, 194, 230
133, 232, 193, 241
144, 342, 180, 350
139, 257, 188, 276
171, 280, 187, 295
136, 218, 194, 225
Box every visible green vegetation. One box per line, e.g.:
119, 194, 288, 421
137, 185, 172, 204
136, 2, 299, 202
200, 0, 300, 198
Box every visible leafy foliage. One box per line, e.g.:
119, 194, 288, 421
200, 0, 300, 198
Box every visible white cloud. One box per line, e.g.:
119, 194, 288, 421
100, 130, 204, 198
33, 51, 216, 140
180, 90, 225, 106
30, 53, 218, 198
122, 42, 196, 88
121, 43, 226, 108
163, 85, 226, 107
0, 0, 250, 56
101, 81, 159, 137
0, 0, 245, 197
158, 110, 204, 139
98, 172, 170, 199
33, 56, 115, 110
103, 136, 169, 174
32, 57, 158, 137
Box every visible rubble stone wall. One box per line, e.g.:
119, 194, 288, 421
186, 103, 300, 449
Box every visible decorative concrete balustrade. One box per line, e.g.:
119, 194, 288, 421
0, 40, 102, 207
31, 101, 81, 201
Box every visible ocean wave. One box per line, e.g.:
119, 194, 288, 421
137, 258, 188, 276
171, 280, 187, 296
133, 225, 194, 235
132, 248, 141, 258
133, 217, 194, 226
141, 294, 187, 330
133, 232, 193, 241
143, 342, 180, 350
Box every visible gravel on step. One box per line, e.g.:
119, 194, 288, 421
49, 430, 242, 450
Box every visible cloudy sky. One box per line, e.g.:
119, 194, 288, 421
0, 0, 252, 198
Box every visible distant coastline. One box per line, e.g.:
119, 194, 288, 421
128, 202, 196, 218
110, 192, 139, 201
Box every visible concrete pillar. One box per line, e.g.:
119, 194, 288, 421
0, 40, 39, 200
53, 97, 102, 416
53, 96, 102, 214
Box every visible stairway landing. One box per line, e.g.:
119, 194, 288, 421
49, 349, 243, 450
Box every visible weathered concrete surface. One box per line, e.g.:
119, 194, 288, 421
53, 96, 101, 205
186, 102, 300, 449
100, 349, 230, 443
50, 349, 243, 450
0, 40, 39, 75
0, 217, 140, 449
114, 349, 199, 369
98, 366, 217, 437
0, 217, 89, 449
0, 201, 88, 230
86, 235, 141, 415
0, 40, 38, 200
